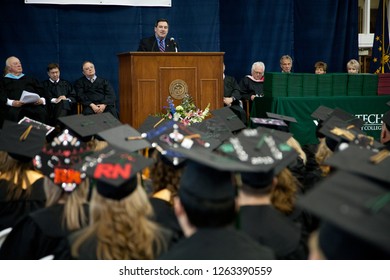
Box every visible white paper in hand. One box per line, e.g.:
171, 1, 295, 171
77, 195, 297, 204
20, 90, 40, 103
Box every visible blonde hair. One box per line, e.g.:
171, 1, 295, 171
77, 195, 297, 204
346, 59, 360, 73
287, 137, 307, 165
0, 152, 40, 200
71, 182, 166, 259
271, 168, 299, 215
315, 138, 333, 176
44, 177, 89, 231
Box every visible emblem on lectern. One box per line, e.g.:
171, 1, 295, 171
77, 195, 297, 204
169, 79, 188, 100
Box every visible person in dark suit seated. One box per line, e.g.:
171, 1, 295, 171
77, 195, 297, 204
223, 64, 247, 125
0, 56, 48, 126
137, 18, 178, 52
74, 61, 118, 119
42, 63, 77, 126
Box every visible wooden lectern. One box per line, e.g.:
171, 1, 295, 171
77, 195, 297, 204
117, 52, 224, 128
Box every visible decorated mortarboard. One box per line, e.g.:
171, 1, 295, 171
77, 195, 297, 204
190, 115, 233, 143
324, 144, 390, 184
0, 120, 46, 160
311, 105, 334, 121
138, 115, 167, 134
78, 145, 154, 200
33, 130, 90, 192
238, 126, 298, 189
217, 127, 298, 173
142, 120, 219, 166
179, 159, 236, 202
250, 117, 288, 129
211, 107, 246, 132
319, 116, 378, 151
266, 112, 297, 124
382, 110, 390, 127
18, 116, 55, 136
297, 170, 390, 256
97, 124, 151, 153
58, 112, 122, 139
330, 108, 364, 129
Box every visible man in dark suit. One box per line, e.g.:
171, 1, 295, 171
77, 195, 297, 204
137, 18, 178, 52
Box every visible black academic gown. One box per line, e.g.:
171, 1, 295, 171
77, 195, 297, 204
0, 75, 48, 123
224, 75, 247, 124
0, 203, 89, 260
239, 76, 264, 100
159, 227, 275, 260
74, 76, 118, 118
42, 79, 77, 125
150, 197, 184, 244
0, 178, 46, 231
137, 36, 177, 52
239, 205, 308, 260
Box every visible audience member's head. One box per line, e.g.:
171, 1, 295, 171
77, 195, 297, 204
346, 59, 360, 73
314, 61, 327, 74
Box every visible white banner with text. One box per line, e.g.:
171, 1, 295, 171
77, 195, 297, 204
25, 0, 171, 7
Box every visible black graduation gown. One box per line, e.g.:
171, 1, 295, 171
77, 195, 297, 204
137, 35, 177, 52
73, 76, 118, 118
0, 178, 46, 231
224, 75, 247, 124
159, 227, 275, 260
150, 197, 184, 244
0, 203, 89, 260
239, 76, 264, 100
239, 205, 308, 260
42, 79, 77, 125
0, 75, 48, 123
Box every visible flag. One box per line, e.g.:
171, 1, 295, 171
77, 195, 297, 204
370, 0, 390, 73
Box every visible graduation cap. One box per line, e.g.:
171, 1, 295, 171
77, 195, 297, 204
319, 116, 377, 151
97, 124, 151, 153
138, 115, 167, 134
382, 110, 390, 127
297, 170, 390, 258
311, 105, 334, 121
251, 112, 297, 132
331, 108, 364, 129
211, 107, 246, 132
33, 129, 91, 192
324, 144, 390, 184
58, 112, 122, 140
78, 145, 154, 200
190, 115, 233, 143
217, 127, 298, 172
179, 159, 236, 202
0, 120, 46, 161
142, 120, 220, 166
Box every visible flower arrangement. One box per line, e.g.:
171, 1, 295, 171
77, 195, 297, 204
159, 94, 210, 126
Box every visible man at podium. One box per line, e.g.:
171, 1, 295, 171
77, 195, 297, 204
137, 18, 178, 52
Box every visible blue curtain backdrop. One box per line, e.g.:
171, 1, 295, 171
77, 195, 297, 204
0, 0, 357, 113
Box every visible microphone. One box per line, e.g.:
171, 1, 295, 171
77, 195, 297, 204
170, 37, 178, 52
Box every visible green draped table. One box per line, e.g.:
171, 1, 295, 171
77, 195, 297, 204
250, 95, 390, 145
